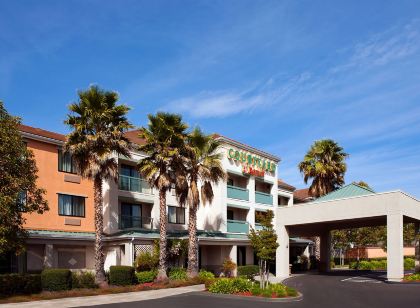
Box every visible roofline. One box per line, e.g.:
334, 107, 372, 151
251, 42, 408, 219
20, 131, 64, 146
215, 135, 280, 162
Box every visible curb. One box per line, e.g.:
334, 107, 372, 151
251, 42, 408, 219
197, 291, 303, 302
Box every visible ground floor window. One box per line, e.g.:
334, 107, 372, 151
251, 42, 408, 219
58, 250, 86, 269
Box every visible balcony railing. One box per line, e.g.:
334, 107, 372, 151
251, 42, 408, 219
227, 219, 249, 234
255, 191, 273, 205
119, 175, 152, 194
254, 223, 263, 231
227, 185, 249, 201
120, 215, 153, 229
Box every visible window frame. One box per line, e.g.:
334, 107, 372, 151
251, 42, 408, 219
167, 205, 185, 224
58, 149, 77, 174
58, 193, 86, 218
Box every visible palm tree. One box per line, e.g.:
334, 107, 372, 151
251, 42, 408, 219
137, 112, 188, 281
298, 139, 348, 198
177, 128, 226, 278
298, 139, 348, 261
64, 85, 133, 286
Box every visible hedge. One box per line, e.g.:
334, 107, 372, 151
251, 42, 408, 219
71, 271, 97, 289
41, 269, 72, 291
135, 270, 157, 284
109, 266, 135, 286
237, 265, 259, 279
0, 274, 42, 296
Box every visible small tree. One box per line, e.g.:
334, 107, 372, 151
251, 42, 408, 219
0, 102, 49, 255
248, 210, 278, 289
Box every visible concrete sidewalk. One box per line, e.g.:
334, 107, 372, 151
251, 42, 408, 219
1, 284, 205, 308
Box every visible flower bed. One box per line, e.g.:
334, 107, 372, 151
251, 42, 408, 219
206, 277, 298, 299
403, 273, 420, 282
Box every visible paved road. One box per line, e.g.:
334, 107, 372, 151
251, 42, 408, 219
86, 271, 420, 308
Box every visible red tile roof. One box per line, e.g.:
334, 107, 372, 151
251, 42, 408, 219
123, 129, 146, 146
277, 179, 296, 192
19, 124, 66, 142
293, 188, 314, 202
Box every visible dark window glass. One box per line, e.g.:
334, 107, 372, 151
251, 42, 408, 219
17, 191, 27, 212
58, 194, 85, 217
227, 178, 234, 186
168, 206, 185, 224
120, 164, 139, 178
227, 209, 234, 220
58, 149, 77, 174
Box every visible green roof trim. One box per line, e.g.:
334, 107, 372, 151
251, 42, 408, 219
314, 183, 375, 202
109, 229, 249, 240
28, 230, 95, 238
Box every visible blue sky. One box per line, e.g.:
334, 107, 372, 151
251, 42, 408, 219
2, 0, 420, 196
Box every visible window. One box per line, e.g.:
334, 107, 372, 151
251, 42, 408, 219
227, 178, 234, 186
17, 191, 27, 211
168, 206, 185, 224
227, 209, 234, 220
120, 164, 139, 178
58, 149, 77, 174
121, 203, 142, 229
58, 194, 85, 217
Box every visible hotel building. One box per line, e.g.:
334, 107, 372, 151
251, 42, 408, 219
2, 124, 312, 275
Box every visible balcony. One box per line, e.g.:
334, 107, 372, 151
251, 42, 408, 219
119, 175, 152, 194
227, 185, 249, 201
227, 219, 249, 234
120, 215, 153, 229
255, 191, 273, 205
254, 223, 263, 231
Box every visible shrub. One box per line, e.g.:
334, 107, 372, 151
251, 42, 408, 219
358, 261, 374, 270
136, 270, 157, 284
41, 269, 72, 291
71, 271, 97, 289
286, 286, 298, 297
405, 273, 420, 281
198, 269, 215, 280
237, 265, 259, 280
251, 285, 262, 296
109, 266, 135, 286
208, 278, 252, 294
135, 250, 159, 272
404, 258, 415, 270
168, 267, 187, 280
0, 273, 42, 296
222, 258, 237, 277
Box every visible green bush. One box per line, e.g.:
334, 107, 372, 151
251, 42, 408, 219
251, 285, 262, 296
0, 274, 42, 296
286, 286, 298, 297
41, 269, 72, 291
136, 270, 157, 284
109, 266, 135, 286
135, 250, 159, 272
237, 265, 259, 280
198, 269, 215, 280
208, 278, 252, 294
405, 273, 420, 281
404, 258, 415, 270
168, 267, 187, 280
222, 258, 237, 277
71, 271, 97, 289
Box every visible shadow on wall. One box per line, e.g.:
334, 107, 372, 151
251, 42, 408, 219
203, 214, 224, 232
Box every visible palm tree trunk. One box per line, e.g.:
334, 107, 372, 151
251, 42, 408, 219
187, 204, 198, 278
314, 236, 321, 261
94, 177, 107, 286
156, 189, 168, 281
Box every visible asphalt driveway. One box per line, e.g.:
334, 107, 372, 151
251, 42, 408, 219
87, 271, 420, 308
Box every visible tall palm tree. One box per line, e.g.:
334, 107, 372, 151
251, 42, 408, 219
177, 128, 226, 278
64, 86, 133, 286
137, 112, 188, 281
298, 139, 348, 198
298, 139, 348, 261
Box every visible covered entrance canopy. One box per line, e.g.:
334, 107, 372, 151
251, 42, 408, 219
276, 187, 420, 281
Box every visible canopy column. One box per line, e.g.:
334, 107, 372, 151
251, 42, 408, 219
387, 213, 404, 281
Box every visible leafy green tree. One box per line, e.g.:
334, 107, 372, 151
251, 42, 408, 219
298, 139, 348, 259
0, 102, 48, 255
64, 86, 133, 286
177, 128, 226, 278
248, 210, 279, 289
137, 112, 188, 281
355, 181, 371, 189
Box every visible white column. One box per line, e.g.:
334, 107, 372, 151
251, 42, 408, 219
43, 244, 54, 268
276, 224, 290, 278
229, 245, 238, 276
319, 231, 331, 272
387, 213, 404, 281
248, 176, 255, 204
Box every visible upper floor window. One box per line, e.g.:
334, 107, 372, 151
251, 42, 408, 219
58, 194, 85, 217
17, 191, 27, 212
58, 149, 77, 174
120, 164, 139, 178
227, 178, 234, 186
168, 206, 185, 224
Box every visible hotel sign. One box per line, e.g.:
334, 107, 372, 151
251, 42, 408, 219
227, 148, 276, 177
